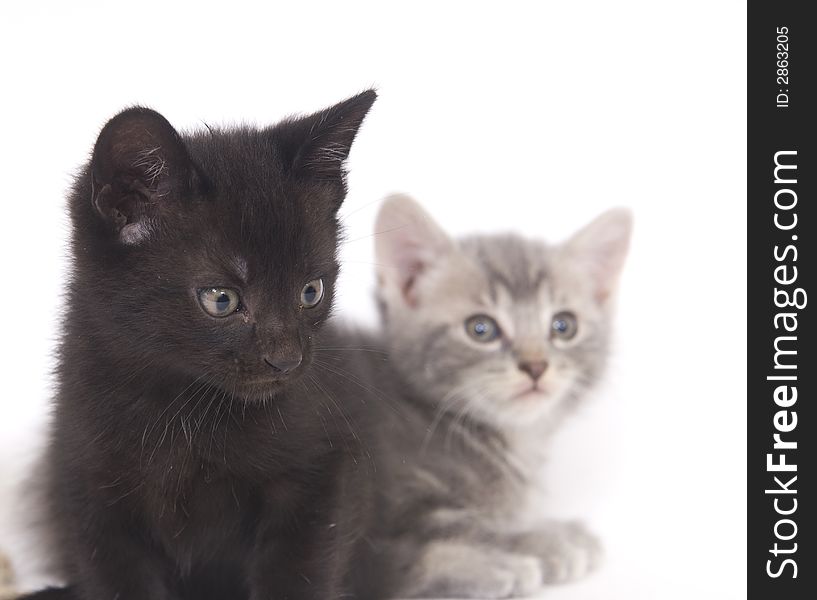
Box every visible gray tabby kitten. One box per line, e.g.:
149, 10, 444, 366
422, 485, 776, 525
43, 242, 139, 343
348, 195, 631, 599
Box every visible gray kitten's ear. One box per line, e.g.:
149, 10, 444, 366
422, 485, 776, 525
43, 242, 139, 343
561, 208, 633, 303
90, 107, 195, 245
375, 194, 454, 307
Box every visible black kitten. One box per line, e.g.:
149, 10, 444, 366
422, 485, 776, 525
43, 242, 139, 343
22, 91, 376, 600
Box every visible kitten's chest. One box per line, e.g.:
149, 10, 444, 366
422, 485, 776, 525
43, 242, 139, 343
492, 432, 552, 527
145, 468, 257, 553
138, 434, 329, 565
453, 427, 552, 528
145, 467, 305, 575
132, 436, 279, 555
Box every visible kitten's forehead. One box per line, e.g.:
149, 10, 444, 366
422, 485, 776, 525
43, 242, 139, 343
181, 129, 337, 271
459, 234, 550, 301
185, 127, 279, 173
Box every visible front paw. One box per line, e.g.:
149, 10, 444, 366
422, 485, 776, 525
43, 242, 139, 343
407, 542, 544, 598
490, 553, 544, 597
535, 521, 603, 584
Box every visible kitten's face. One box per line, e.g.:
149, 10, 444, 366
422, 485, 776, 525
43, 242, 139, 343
375, 196, 631, 429
112, 152, 340, 401
76, 93, 375, 401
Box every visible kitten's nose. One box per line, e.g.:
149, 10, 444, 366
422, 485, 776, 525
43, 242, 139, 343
519, 360, 548, 382
264, 354, 302, 374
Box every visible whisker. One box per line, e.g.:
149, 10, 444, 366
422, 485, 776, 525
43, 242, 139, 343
313, 346, 389, 356
306, 372, 358, 464
340, 223, 409, 246
339, 195, 385, 220
148, 375, 213, 466
311, 358, 401, 415
421, 380, 484, 454
140, 372, 209, 466
303, 377, 334, 449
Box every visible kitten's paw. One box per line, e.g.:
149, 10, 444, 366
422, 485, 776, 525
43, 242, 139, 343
410, 544, 543, 598
487, 553, 543, 597
537, 521, 603, 584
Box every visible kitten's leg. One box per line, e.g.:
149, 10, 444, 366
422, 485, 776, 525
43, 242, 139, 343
248, 457, 356, 600
248, 505, 347, 599
59, 507, 177, 600
402, 540, 543, 599
504, 521, 603, 584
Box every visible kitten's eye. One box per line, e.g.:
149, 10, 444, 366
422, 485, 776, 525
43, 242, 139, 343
300, 278, 324, 309
551, 311, 578, 340
465, 315, 501, 343
198, 288, 241, 318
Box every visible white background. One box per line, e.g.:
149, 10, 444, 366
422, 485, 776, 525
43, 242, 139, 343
0, 2, 746, 598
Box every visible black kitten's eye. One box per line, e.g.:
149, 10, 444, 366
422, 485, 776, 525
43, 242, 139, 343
551, 311, 578, 340
465, 314, 501, 343
198, 288, 241, 318
300, 278, 324, 309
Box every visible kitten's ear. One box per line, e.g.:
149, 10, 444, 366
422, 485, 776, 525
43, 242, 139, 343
375, 194, 454, 307
279, 89, 377, 198
561, 208, 633, 303
90, 107, 194, 245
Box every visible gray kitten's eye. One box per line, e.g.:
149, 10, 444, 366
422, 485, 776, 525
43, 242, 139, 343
551, 311, 578, 340
465, 314, 501, 342
300, 278, 324, 308
198, 288, 241, 317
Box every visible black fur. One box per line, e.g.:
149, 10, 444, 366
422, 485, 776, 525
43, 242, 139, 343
25, 91, 376, 600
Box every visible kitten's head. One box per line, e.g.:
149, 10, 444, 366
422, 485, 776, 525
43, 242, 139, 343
375, 195, 631, 428
71, 91, 376, 401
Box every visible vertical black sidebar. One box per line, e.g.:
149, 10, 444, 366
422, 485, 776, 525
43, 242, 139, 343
748, 3, 815, 599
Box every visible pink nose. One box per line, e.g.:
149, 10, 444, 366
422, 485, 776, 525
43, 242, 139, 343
518, 361, 548, 381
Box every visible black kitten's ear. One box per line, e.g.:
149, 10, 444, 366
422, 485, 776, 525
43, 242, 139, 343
90, 107, 193, 244
280, 89, 377, 188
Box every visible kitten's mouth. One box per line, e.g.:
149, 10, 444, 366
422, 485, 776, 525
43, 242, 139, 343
232, 371, 303, 400
511, 386, 548, 402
